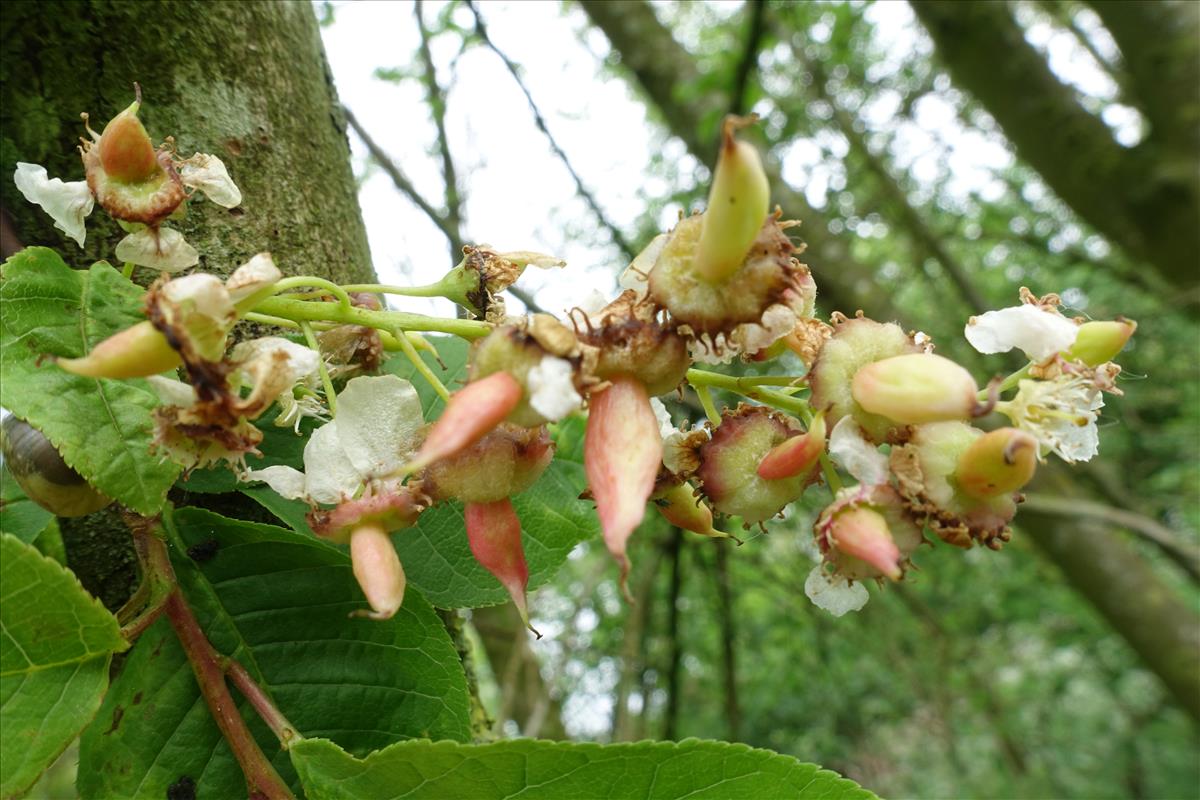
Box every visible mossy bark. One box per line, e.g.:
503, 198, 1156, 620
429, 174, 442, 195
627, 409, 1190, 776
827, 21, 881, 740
2, 1, 374, 607
1, 0, 373, 285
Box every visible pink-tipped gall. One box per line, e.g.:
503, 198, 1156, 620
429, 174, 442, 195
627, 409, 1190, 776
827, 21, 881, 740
465, 498, 539, 637
584, 376, 662, 599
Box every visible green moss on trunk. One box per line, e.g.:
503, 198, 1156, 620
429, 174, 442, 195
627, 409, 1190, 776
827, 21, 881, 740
1, 0, 373, 285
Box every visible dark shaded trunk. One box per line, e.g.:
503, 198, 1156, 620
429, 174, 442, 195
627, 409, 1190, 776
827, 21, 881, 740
1022, 507, 1200, 721
910, 0, 1199, 295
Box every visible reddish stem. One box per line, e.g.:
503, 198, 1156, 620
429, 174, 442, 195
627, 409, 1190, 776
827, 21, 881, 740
128, 517, 296, 800
223, 658, 299, 748
164, 590, 296, 800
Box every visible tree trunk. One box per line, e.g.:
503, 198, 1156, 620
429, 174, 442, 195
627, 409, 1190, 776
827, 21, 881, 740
1, 0, 374, 604
910, 0, 1200, 295
472, 604, 568, 740
0, 0, 374, 285
1022, 507, 1200, 721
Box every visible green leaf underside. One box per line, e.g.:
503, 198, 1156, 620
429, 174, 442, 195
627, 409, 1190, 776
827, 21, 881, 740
289, 737, 877, 800
78, 508, 471, 799
0, 533, 124, 798
0, 463, 53, 544
0, 248, 180, 513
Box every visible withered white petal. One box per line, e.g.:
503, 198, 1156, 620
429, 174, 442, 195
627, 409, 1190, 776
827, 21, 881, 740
334, 375, 424, 480
146, 375, 197, 407
498, 250, 565, 269
828, 416, 889, 486
302, 421, 363, 504
804, 565, 869, 616
650, 397, 675, 440
965, 304, 1079, 362
225, 253, 282, 304
13, 162, 94, 247
232, 337, 320, 388
619, 233, 667, 297
246, 465, 308, 501
158, 273, 236, 362
179, 153, 242, 208
115, 226, 199, 273
527, 355, 582, 421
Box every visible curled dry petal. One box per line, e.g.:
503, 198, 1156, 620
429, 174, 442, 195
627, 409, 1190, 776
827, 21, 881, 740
115, 226, 199, 273
179, 153, 242, 208
804, 566, 869, 617
584, 377, 662, 598
57, 320, 181, 379
349, 523, 406, 620
465, 499, 538, 636
230, 337, 321, 419
757, 413, 826, 480
227, 253, 283, 307
828, 417, 889, 486
965, 303, 1079, 362
409, 371, 522, 473
155, 273, 237, 362
13, 163, 94, 247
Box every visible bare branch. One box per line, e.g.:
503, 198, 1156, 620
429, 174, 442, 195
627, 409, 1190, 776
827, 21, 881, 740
728, 0, 767, 116
1023, 493, 1200, 584
343, 105, 459, 245
414, 0, 465, 257
466, 1, 637, 261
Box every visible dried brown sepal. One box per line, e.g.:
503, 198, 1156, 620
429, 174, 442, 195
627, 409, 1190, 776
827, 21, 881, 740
648, 213, 815, 338
573, 290, 691, 397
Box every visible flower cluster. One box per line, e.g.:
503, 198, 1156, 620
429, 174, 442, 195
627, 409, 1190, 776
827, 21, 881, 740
15, 85, 241, 271
22, 99, 1137, 625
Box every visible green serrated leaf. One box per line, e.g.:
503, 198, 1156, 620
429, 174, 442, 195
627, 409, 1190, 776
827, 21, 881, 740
78, 507, 472, 799
0, 248, 180, 513
0, 463, 52, 544
290, 736, 878, 800
394, 460, 596, 609
0, 533, 125, 798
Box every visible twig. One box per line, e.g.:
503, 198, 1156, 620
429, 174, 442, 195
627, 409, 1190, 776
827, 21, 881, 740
342, 106, 460, 247
131, 514, 296, 800
729, 0, 767, 117
466, 0, 637, 261
1022, 493, 1200, 583
415, 0, 466, 258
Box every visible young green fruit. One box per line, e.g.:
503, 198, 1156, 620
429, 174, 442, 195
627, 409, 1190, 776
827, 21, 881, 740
1064, 319, 1136, 366
851, 353, 979, 425
955, 427, 1038, 499
693, 115, 770, 283
98, 100, 159, 183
